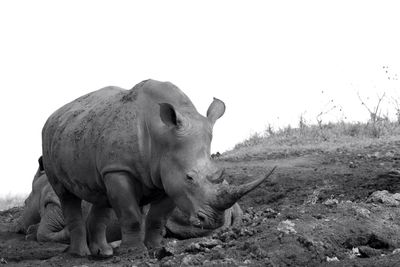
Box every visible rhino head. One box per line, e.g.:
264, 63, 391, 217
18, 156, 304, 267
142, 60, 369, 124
157, 97, 275, 229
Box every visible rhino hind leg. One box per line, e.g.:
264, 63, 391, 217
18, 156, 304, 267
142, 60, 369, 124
48, 178, 90, 257
87, 204, 113, 258
61, 195, 90, 256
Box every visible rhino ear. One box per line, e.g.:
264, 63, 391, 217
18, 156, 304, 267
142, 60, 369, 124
207, 97, 225, 126
159, 103, 183, 128
38, 156, 44, 172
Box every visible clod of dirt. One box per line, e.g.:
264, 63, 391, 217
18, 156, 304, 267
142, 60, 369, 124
372, 152, 382, 159
150, 247, 173, 260
264, 208, 279, 218
387, 169, 400, 177
348, 247, 361, 259
277, 220, 297, 234
186, 242, 202, 253
349, 161, 357, 168
392, 248, 400, 254
203, 258, 239, 267
367, 234, 391, 250
241, 241, 268, 258
326, 256, 339, 262
214, 229, 237, 242
242, 207, 278, 223
358, 246, 383, 258
163, 239, 179, 255
185, 238, 221, 253
212, 223, 259, 243
323, 198, 339, 207
137, 262, 156, 267
160, 259, 175, 267
344, 233, 391, 251
180, 254, 205, 266
367, 190, 400, 206
354, 206, 371, 218
111, 256, 121, 263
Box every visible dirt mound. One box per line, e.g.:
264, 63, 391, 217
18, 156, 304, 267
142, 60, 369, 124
1, 140, 400, 266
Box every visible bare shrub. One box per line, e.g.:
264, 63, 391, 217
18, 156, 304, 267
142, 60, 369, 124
299, 113, 307, 135
265, 124, 275, 136
316, 99, 338, 129
392, 97, 400, 125
357, 92, 386, 138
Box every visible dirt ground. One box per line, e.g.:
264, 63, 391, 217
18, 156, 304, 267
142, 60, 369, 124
1, 139, 400, 266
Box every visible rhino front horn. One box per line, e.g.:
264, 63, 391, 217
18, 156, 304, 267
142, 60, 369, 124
213, 166, 277, 210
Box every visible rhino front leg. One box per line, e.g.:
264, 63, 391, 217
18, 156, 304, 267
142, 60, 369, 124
87, 204, 113, 258
104, 172, 145, 256
144, 197, 175, 250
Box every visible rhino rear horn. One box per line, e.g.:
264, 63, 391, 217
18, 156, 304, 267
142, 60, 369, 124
213, 166, 277, 210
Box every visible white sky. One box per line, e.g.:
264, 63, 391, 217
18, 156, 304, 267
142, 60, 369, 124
1, 1, 400, 196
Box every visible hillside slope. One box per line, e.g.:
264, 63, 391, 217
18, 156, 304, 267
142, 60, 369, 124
1, 136, 400, 266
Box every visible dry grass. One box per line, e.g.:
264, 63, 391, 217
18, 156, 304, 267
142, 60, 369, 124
224, 120, 400, 159
0, 194, 26, 211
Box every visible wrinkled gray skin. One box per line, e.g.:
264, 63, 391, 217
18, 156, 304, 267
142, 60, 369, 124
42, 79, 273, 257
15, 163, 242, 243
13, 157, 70, 242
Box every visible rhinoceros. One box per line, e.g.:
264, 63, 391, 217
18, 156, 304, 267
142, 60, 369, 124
42, 79, 275, 257
13, 156, 70, 242
15, 157, 243, 243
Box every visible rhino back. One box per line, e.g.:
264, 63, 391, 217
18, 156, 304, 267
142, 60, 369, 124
42, 86, 140, 203
42, 80, 198, 204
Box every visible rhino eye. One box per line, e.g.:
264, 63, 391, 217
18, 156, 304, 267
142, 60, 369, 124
186, 174, 194, 181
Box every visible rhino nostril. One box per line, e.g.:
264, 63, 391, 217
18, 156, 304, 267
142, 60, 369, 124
197, 212, 207, 223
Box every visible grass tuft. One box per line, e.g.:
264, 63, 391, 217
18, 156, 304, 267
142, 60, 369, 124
0, 194, 26, 211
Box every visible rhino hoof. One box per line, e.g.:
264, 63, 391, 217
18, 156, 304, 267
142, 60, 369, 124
89, 244, 113, 259
149, 247, 173, 260
66, 245, 91, 257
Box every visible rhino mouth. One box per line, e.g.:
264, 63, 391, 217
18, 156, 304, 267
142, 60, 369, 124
191, 209, 225, 230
